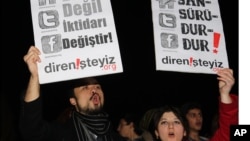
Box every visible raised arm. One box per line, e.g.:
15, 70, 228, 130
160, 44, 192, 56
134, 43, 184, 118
23, 46, 41, 102
210, 68, 238, 141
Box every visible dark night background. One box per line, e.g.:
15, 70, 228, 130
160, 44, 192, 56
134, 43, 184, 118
1, 0, 238, 140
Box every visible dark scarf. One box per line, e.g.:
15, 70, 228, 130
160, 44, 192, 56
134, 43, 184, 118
72, 110, 113, 141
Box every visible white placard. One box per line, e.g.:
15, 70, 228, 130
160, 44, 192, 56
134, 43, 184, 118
151, 0, 229, 74
30, 0, 123, 84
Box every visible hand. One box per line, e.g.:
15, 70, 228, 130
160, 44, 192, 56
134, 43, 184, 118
23, 46, 41, 77
217, 68, 235, 103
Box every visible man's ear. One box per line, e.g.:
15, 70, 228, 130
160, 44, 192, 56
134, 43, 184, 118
69, 98, 76, 105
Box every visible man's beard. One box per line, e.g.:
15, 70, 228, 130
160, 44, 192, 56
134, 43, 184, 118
79, 104, 104, 115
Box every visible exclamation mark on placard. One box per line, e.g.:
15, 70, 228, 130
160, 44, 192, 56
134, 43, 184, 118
108, 32, 113, 42
213, 32, 221, 54
76, 58, 80, 69
189, 57, 193, 66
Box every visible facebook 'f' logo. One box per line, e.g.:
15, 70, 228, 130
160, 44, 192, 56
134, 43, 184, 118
161, 33, 178, 48
41, 34, 62, 54
38, 10, 59, 29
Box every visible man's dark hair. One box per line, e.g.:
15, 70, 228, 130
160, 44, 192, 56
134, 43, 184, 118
68, 77, 99, 98
180, 102, 202, 116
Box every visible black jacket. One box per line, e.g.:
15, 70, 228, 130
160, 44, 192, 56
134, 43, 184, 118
19, 98, 123, 141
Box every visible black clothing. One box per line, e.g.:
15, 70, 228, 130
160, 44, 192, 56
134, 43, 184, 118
19, 98, 123, 141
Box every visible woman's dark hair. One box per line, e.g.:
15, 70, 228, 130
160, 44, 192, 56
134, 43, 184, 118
152, 105, 188, 141
140, 108, 158, 137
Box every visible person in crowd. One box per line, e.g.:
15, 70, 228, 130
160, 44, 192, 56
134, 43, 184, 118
180, 102, 208, 141
117, 112, 148, 141
19, 46, 123, 141
151, 68, 238, 141
153, 105, 188, 141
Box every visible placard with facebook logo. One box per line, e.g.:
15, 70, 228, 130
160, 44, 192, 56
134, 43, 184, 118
151, 0, 229, 74
30, 0, 123, 84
